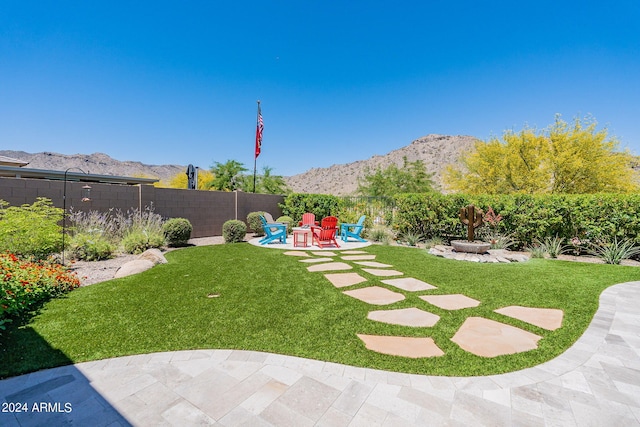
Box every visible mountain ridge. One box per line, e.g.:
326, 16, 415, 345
2, 134, 476, 195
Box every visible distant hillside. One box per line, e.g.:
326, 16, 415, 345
0, 151, 185, 184
284, 134, 479, 195
2, 134, 477, 194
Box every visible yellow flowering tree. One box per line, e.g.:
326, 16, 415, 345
158, 169, 215, 189
444, 116, 639, 194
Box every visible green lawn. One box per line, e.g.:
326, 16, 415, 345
1, 243, 639, 379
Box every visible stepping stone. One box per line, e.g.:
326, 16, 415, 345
343, 286, 405, 305
419, 294, 480, 310
340, 251, 368, 254
312, 251, 337, 257
451, 317, 542, 357
494, 306, 564, 331
284, 251, 310, 257
324, 273, 368, 288
299, 257, 334, 263
341, 255, 376, 261
357, 334, 444, 358
382, 278, 436, 292
361, 268, 404, 277
367, 307, 440, 327
307, 262, 352, 272
354, 261, 393, 268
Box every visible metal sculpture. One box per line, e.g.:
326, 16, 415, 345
459, 204, 484, 242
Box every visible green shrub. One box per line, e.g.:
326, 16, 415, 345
0, 198, 63, 260
246, 212, 265, 236
120, 205, 166, 254
280, 193, 344, 223
122, 230, 165, 254
276, 215, 294, 233
162, 218, 193, 247
392, 193, 640, 250
0, 253, 80, 333
223, 220, 247, 243
68, 233, 115, 261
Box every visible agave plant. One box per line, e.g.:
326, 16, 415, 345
589, 237, 640, 265
402, 231, 425, 247
526, 244, 547, 259
534, 236, 567, 258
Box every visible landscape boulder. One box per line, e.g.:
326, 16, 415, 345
138, 248, 168, 265
114, 249, 168, 278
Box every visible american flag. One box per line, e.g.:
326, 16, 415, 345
255, 103, 263, 159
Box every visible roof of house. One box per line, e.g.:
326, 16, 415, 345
0, 165, 158, 185
0, 155, 29, 167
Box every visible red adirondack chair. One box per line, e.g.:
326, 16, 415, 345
312, 216, 340, 248
298, 212, 319, 227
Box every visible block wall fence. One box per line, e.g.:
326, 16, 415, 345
0, 177, 284, 238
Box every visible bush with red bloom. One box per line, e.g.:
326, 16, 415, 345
1, 253, 80, 331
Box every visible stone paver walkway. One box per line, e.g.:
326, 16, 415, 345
293, 247, 565, 359
2, 280, 639, 426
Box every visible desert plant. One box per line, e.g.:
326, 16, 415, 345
589, 238, 640, 265
369, 226, 392, 244
223, 220, 247, 243
532, 236, 567, 258
162, 218, 193, 247
484, 232, 517, 250
0, 198, 63, 260
120, 205, 166, 253
402, 232, 424, 247
67, 208, 120, 243
68, 233, 115, 261
246, 211, 265, 236
424, 236, 444, 248
526, 243, 547, 258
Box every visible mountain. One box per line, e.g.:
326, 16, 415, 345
0, 150, 184, 184
2, 134, 477, 194
284, 134, 478, 195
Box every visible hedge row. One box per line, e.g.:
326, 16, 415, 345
393, 193, 640, 248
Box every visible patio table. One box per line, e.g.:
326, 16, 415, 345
292, 226, 312, 248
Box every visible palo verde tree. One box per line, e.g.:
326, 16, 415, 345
204, 161, 288, 194
254, 166, 289, 194
357, 156, 435, 197
160, 169, 215, 189
444, 115, 639, 194
208, 160, 249, 191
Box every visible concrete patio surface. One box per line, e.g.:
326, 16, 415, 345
1, 281, 639, 426
248, 236, 371, 251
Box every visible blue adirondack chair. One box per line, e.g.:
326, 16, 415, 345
259, 215, 287, 245
340, 215, 367, 242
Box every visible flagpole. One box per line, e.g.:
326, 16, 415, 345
253, 100, 261, 193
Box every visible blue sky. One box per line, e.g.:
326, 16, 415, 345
1, 1, 639, 177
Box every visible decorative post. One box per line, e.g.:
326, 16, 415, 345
459, 204, 484, 242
